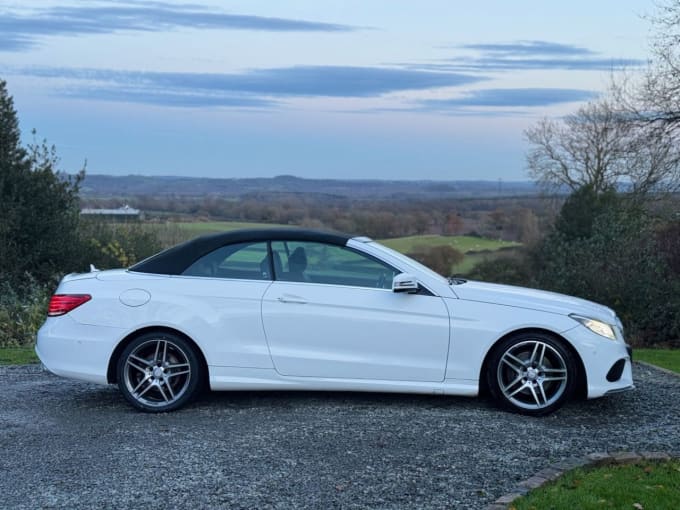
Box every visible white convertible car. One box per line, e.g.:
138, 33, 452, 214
36, 228, 633, 415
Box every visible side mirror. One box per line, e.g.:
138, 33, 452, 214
392, 273, 419, 294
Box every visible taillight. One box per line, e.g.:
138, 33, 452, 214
47, 294, 92, 317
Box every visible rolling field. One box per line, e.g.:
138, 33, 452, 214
174, 223, 517, 251
378, 235, 519, 253
176, 221, 288, 236
378, 234, 519, 275
448, 250, 513, 275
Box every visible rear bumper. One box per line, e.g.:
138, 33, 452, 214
36, 316, 125, 385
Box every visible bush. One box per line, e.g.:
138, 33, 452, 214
656, 220, 680, 276
0, 80, 83, 287
467, 251, 533, 286
76, 219, 164, 270
0, 80, 170, 347
0, 277, 51, 347
468, 187, 680, 346
533, 208, 680, 345
552, 185, 622, 240
0, 221, 166, 347
407, 244, 464, 276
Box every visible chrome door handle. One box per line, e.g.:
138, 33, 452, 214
277, 295, 307, 304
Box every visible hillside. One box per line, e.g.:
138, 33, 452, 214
80, 174, 540, 199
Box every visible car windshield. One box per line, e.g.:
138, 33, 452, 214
367, 241, 449, 283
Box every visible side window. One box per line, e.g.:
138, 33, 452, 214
182, 242, 271, 280
271, 241, 398, 289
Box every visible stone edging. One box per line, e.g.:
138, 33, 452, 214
485, 451, 677, 509
635, 360, 680, 378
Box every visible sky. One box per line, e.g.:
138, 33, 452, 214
0, 0, 654, 181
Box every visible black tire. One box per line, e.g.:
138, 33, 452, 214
116, 331, 203, 412
486, 332, 577, 416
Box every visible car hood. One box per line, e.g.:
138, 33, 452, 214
452, 280, 618, 324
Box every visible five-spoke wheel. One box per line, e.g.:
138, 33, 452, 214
487, 333, 576, 416
117, 332, 202, 412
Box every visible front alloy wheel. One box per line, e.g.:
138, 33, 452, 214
487, 333, 576, 416
117, 332, 202, 412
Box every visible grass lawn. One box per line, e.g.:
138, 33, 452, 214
0, 347, 39, 365
635, 348, 680, 374
512, 460, 680, 510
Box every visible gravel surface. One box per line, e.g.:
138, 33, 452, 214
1, 363, 679, 509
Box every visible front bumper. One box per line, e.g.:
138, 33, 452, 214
605, 384, 635, 395
563, 326, 634, 399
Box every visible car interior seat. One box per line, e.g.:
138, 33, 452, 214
287, 247, 308, 282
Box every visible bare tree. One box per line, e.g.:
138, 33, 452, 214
525, 96, 680, 195
527, 0, 680, 196
637, 0, 680, 127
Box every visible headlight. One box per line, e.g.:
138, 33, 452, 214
570, 314, 616, 340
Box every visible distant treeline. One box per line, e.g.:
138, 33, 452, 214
82, 192, 557, 242
80, 174, 543, 199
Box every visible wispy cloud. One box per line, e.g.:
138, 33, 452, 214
408, 40, 645, 72
417, 88, 598, 110
406, 58, 645, 73
61, 87, 280, 109
18, 65, 484, 107
453, 57, 643, 72
458, 40, 595, 57
0, 1, 358, 52
0, 35, 33, 52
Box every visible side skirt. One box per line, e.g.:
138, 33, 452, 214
208, 366, 478, 396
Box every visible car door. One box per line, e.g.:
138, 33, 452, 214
173, 241, 274, 368
261, 241, 450, 382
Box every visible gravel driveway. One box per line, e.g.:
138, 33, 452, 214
1, 363, 679, 509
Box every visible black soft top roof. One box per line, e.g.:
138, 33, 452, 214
129, 227, 351, 275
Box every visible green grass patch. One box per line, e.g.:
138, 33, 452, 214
378, 234, 519, 254
635, 349, 680, 374
0, 347, 39, 365
512, 460, 680, 510
433, 249, 521, 275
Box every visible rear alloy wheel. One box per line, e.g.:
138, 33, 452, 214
487, 333, 577, 416
117, 332, 202, 412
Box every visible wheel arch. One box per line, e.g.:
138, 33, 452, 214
107, 325, 209, 385
478, 327, 587, 398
